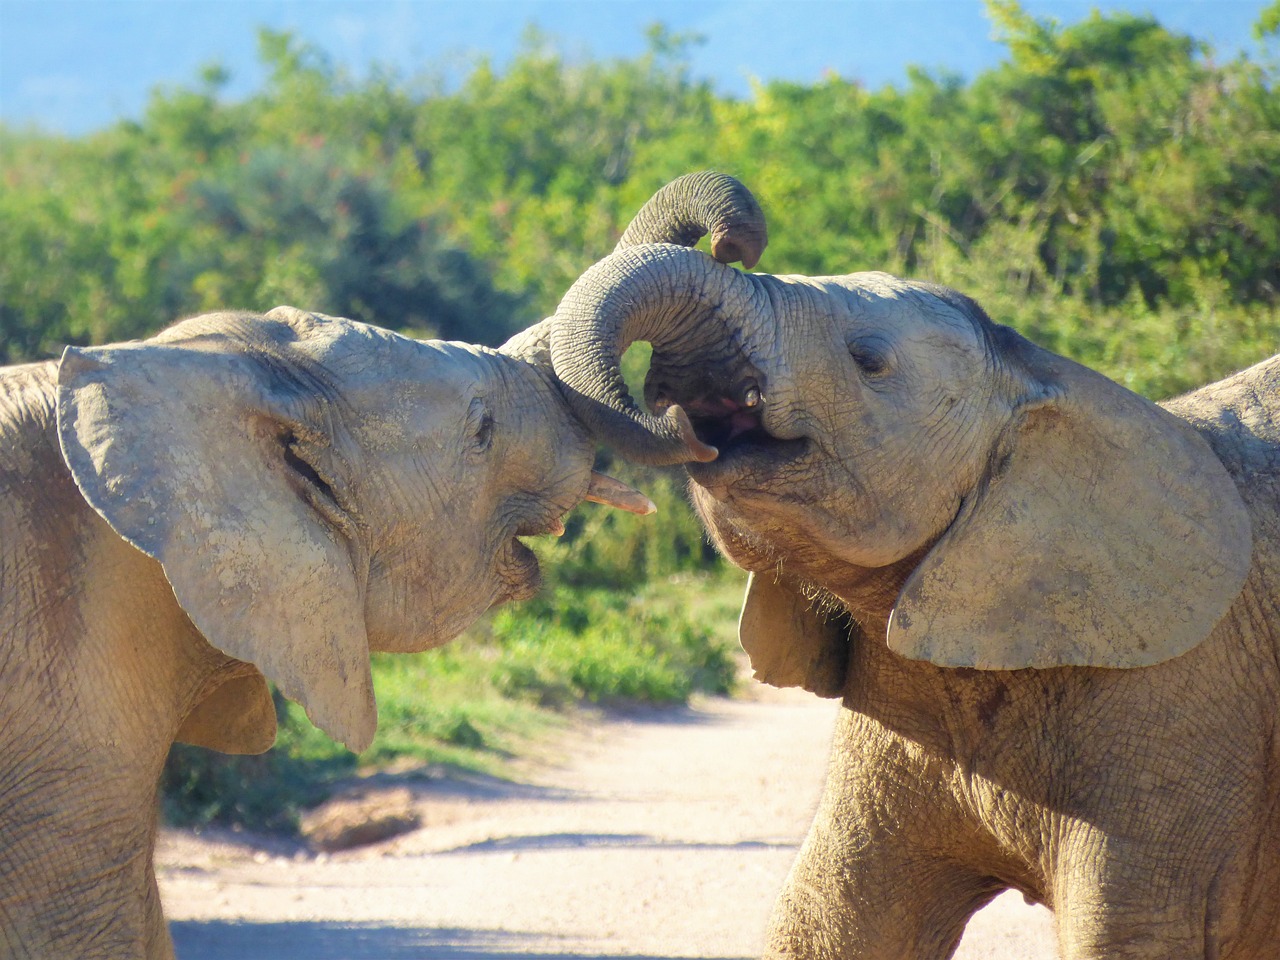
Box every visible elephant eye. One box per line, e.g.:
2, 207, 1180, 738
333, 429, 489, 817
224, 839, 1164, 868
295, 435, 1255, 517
475, 412, 494, 449
849, 343, 889, 376
467, 397, 495, 452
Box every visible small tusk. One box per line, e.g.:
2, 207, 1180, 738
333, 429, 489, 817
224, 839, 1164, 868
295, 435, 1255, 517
548, 516, 566, 537
585, 471, 658, 516
743, 385, 761, 408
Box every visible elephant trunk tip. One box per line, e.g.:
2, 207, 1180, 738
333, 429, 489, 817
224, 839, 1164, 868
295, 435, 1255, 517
711, 227, 765, 271
669, 404, 719, 462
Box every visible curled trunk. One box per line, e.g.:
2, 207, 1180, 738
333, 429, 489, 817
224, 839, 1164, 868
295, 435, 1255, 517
549, 244, 754, 465
615, 170, 768, 269
503, 171, 765, 377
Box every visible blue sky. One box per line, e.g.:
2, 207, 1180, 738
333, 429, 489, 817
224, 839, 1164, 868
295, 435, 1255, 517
1, 1, 1274, 135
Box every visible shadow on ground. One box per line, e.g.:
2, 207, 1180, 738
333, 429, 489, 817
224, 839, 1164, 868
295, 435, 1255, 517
170, 921, 746, 960
443, 832, 795, 854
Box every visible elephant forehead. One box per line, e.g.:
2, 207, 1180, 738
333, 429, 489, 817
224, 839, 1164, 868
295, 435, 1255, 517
849, 277, 981, 346
776, 274, 984, 354
307, 338, 497, 416
298, 324, 493, 382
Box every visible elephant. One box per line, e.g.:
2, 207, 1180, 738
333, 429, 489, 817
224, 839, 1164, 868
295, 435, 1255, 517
545, 241, 1279, 959
0, 172, 766, 959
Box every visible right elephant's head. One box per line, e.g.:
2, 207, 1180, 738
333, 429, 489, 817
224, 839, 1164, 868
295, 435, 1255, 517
57, 307, 638, 753
548, 244, 1253, 692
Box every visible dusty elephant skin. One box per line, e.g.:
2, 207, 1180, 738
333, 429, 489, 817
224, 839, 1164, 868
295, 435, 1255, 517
549, 243, 1279, 959
0, 309, 603, 958
0, 171, 767, 959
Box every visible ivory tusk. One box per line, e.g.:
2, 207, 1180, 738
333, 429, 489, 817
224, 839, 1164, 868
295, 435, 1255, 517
585, 471, 658, 516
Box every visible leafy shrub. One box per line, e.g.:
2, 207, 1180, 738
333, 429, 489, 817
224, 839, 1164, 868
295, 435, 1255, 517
489, 584, 737, 704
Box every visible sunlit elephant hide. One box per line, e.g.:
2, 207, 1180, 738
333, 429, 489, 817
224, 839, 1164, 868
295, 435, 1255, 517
0, 172, 767, 959
549, 241, 1279, 959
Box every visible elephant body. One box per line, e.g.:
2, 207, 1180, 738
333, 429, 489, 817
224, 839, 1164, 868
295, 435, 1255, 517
547, 245, 1280, 958
782, 357, 1280, 955
0, 311, 598, 957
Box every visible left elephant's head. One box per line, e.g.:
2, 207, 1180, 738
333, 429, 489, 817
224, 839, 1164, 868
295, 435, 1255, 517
547, 244, 1253, 689
52, 171, 768, 756
58, 307, 627, 752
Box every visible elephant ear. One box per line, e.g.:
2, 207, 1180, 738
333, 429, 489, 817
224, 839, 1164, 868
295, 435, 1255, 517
57, 335, 378, 752
176, 673, 277, 755
889, 338, 1252, 670
739, 571, 849, 698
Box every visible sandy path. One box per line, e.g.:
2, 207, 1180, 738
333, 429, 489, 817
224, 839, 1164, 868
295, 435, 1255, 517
158, 688, 1057, 959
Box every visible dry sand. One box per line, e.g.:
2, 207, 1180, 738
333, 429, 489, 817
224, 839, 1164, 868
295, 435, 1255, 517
158, 687, 1057, 959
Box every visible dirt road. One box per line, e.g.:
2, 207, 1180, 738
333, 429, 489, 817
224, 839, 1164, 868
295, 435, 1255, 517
158, 688, 1057, 959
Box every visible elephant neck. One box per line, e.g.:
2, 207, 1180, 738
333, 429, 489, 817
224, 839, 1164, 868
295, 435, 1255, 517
814, 548, 927, 634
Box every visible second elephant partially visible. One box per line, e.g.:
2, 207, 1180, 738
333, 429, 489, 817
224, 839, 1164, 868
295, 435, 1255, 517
549, 242, 1279, 959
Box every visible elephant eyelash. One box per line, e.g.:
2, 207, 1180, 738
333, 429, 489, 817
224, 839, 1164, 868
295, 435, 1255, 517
849, 345, 890, 376
474, 412, 495, 450
466, 397, 495, 452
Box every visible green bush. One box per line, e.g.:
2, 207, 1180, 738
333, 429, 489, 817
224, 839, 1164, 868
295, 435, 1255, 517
490, 584, 737, 704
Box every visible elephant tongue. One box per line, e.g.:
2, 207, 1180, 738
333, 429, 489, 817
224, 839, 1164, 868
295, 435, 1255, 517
586, 471, 657, 515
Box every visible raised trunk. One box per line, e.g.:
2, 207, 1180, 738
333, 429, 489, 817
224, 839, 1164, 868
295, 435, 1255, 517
615, 170, 768, 269
500, 171, 765, 370
549, 243, 754, 465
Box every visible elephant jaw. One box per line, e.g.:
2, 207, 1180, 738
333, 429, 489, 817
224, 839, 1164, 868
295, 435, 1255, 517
498, 470, 656, 602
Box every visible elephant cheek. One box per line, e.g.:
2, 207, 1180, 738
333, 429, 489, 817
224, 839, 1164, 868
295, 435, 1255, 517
691, 490, 775, 572
363, 568, 452, 653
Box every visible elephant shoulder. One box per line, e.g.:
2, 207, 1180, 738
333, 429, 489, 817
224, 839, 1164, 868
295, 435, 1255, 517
1162, 354, 1280, 492
0, 361, 61, 477
0, 362, 92, 551
1, 361, 113, 669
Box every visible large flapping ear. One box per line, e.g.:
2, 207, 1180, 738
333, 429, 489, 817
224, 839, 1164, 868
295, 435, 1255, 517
889, 336, 1252, 670
57, 331, 378, 752
739, 571, 850, 698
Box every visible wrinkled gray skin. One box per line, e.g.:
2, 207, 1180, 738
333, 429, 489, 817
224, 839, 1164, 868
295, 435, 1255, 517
0, 174, 766, 960
549, 243, 1280, 959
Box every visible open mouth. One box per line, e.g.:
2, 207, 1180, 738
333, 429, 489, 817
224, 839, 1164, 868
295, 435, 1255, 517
502, 511, 571, 601
499, 470, 658, 602
499, 534, 544, 603
682, 397, 808, 478
689, 404, 772, 453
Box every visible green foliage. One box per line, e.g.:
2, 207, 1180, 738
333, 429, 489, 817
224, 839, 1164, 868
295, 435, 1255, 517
5, 9, 1278, 371
489, 583, 737, 705
1256, 2, 1280, 40
175, 146, 526, 342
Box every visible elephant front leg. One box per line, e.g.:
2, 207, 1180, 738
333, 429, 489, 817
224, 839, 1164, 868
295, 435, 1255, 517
0, 770, 173, 960
764, 800, 1004, 959
1052, 847, 1229, 960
